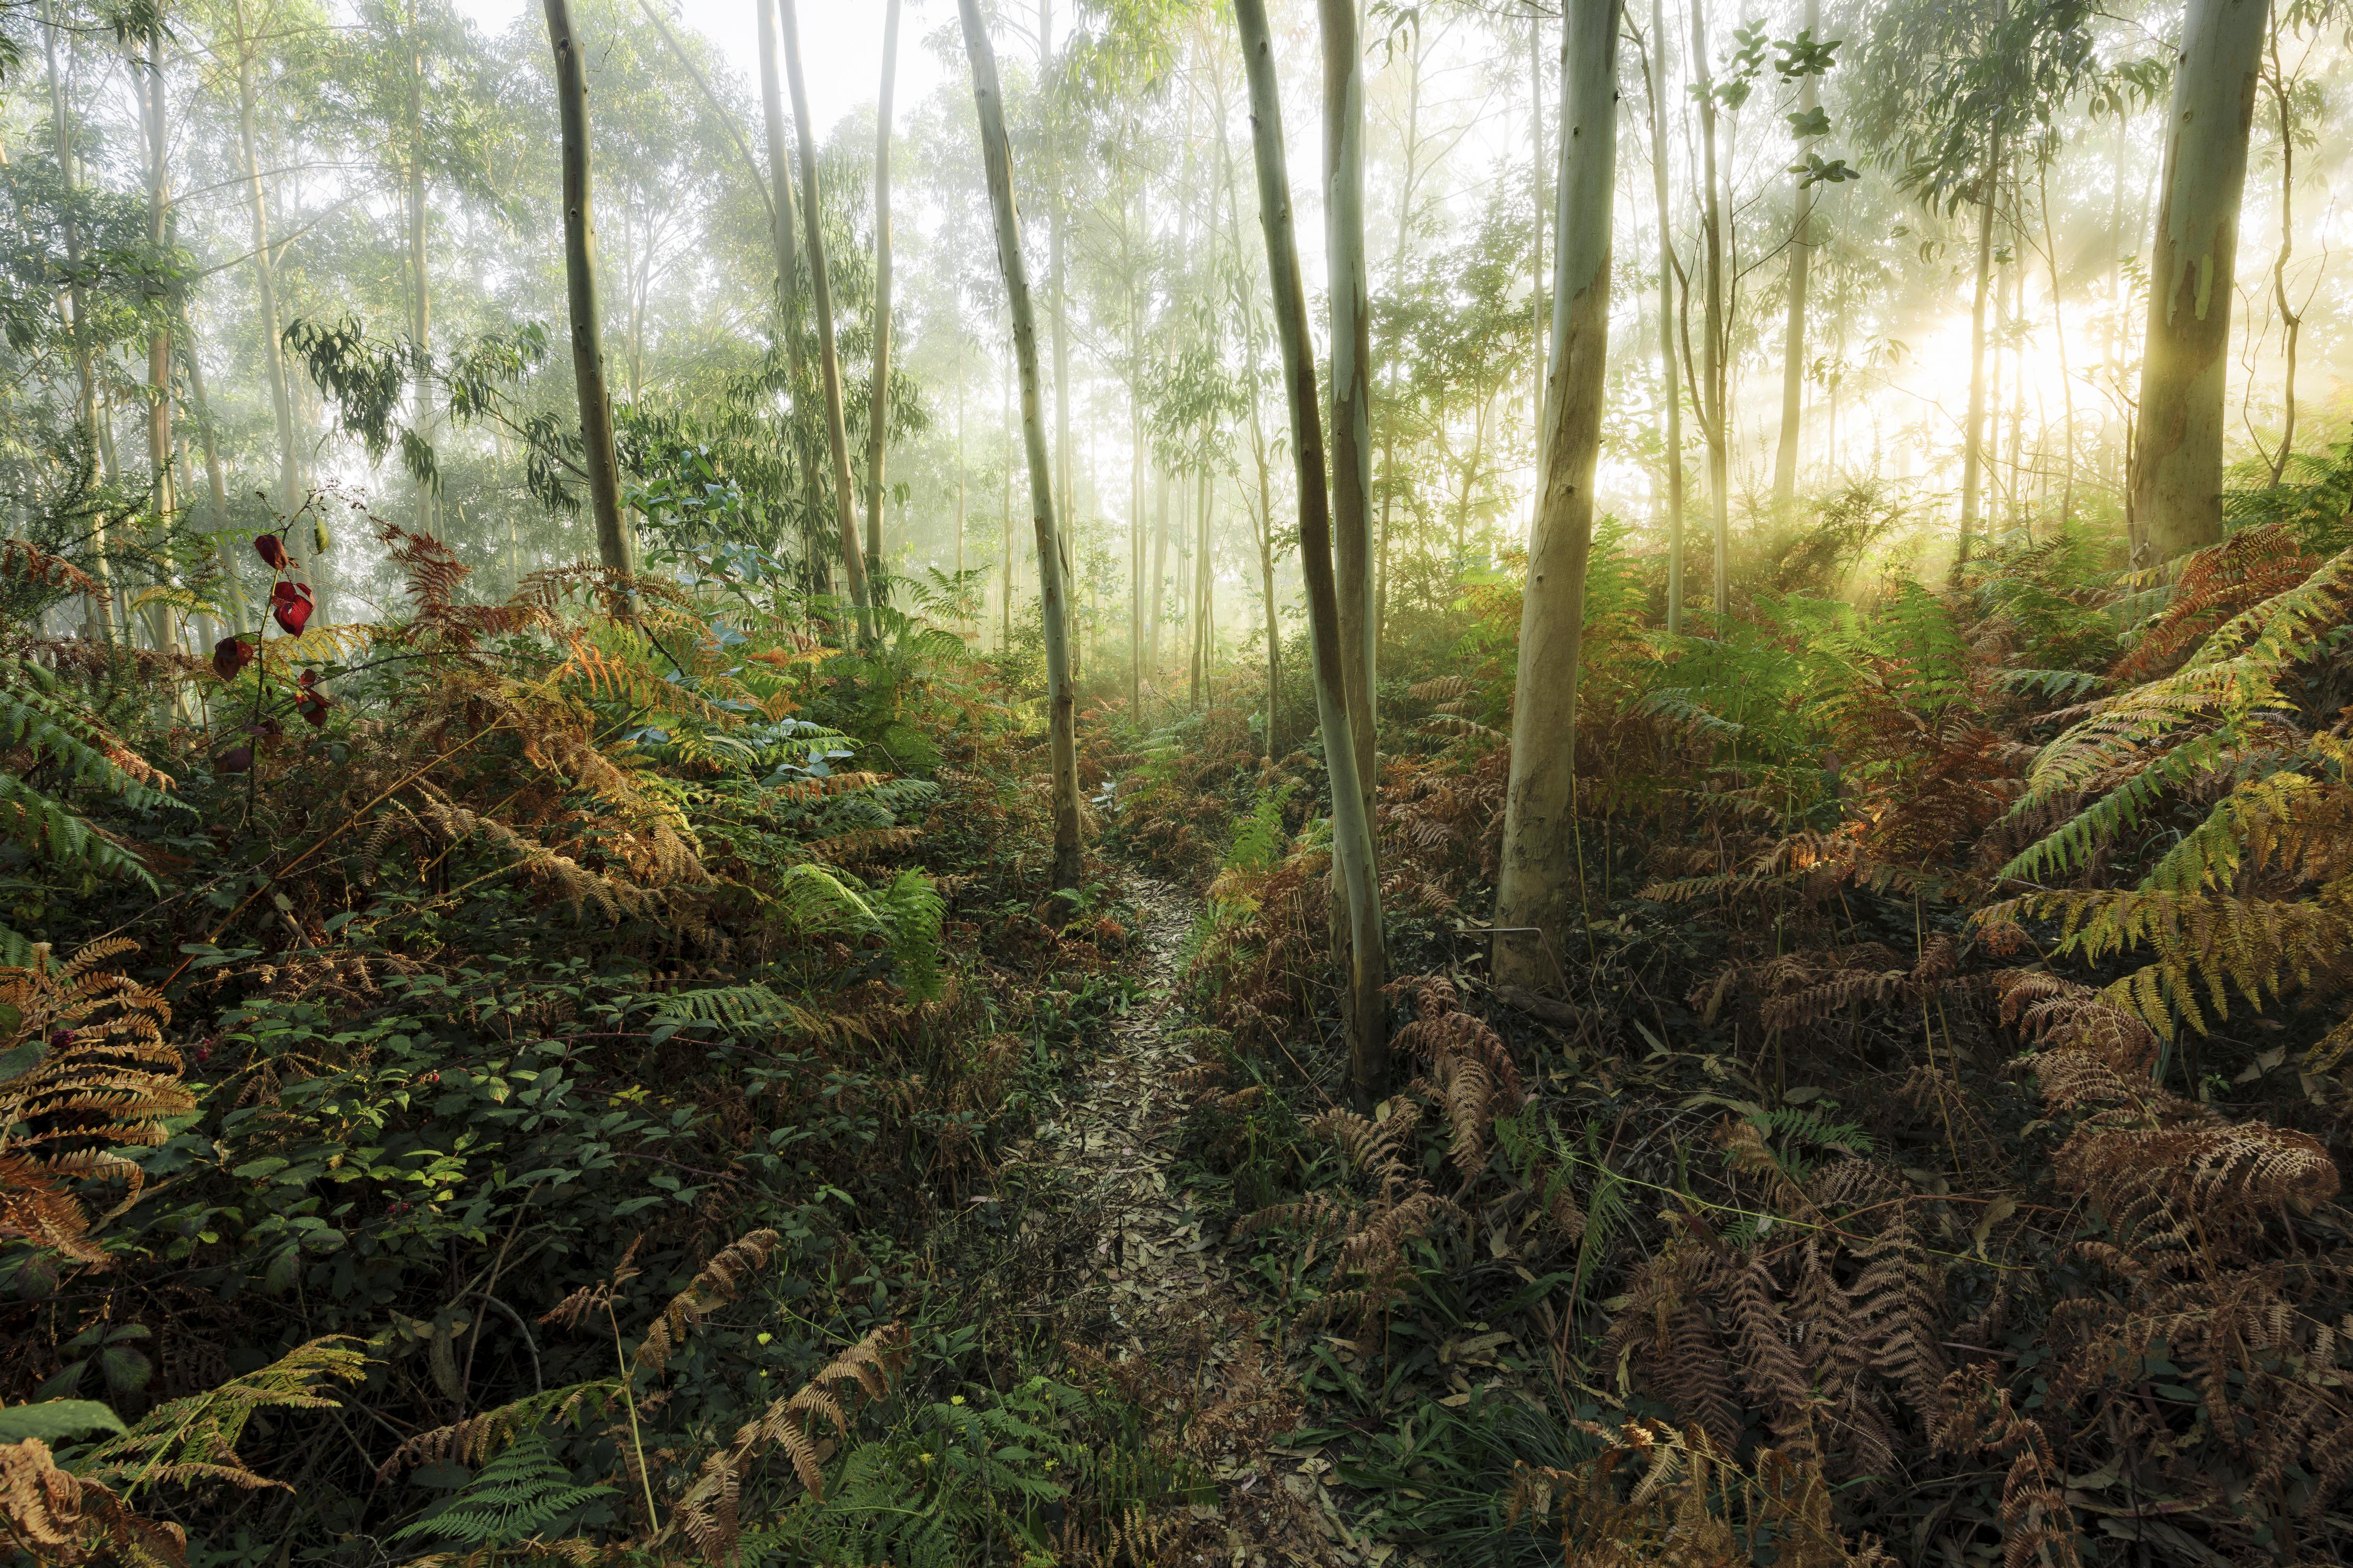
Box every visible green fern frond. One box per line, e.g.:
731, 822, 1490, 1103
79, 1336, 367, 1497
770, 864, 946, 1000
388, 1433, 615, 1548
1998, 731, 2233, 884
653, 983, 828, 1035
874, 869, 946, 1002
1995, 668, 2108, 700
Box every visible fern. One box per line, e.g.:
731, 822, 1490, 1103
0, 660, 192, 948
387, 1434, 614, 1549
652, 983, 828, 1037
771, 864, 946, 1001
1224, 787, 1291, 875
1994, 667, 2107, 700
0, 944, 194, 1262
76, 1338, 366, 1497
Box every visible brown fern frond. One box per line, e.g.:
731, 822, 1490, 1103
0, 946, 191, 1260
765, 771, 888, 805
1165, 1061, 1230, 1095
659, 1323, 911, 1560
538, 1234, 646, 1331
0, 1439, 187, 1568
374, 1384, 610, 1479
802, 826, 924, 865
634, 1229, 779, 1376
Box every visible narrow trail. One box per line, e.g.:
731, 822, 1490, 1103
1000, 872, 1386, 1567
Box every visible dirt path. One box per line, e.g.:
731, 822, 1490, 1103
1001, 872, 1384, 1567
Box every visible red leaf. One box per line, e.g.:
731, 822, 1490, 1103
246, 718, 283, 739
216, 745, 254, 775
296, 689, 331, 728
270, 581, 314, 636
212, 636, 256, 680
297, 669, 320, 688
254, 534, 291, 570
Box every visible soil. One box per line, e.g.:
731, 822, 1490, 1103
991, 872, 1387, 1566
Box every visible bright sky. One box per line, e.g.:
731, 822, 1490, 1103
459, 0, 951, 145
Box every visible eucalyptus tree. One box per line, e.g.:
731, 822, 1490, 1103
2254, 0, 2330, 485
35, 0, 120, 631
1215, 104, 1284, 759
2131, 0, 2271, 559
324, 0, 510, 537
541, 0, 631, 576
864, 0, 902, 586
1689, 0, 1729, 611
957, 0, 1084, 893
1771, 0, 1821, 508
134, 5, 174, 555
753, 0, 825, 589
1321, 0, 1376, 828
1494, 0, 1620, 997
1233, 0, 1386, 1108
779, 0, 873, 639
1851, 0, 2097, 554
1641, 0, 1684, 631
218, 0, 306, 516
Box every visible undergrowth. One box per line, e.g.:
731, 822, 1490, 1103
0, 513, 1200, 1566
1140, 469, 2353, 1567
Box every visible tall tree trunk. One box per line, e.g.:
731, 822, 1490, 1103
139, 24, 173, 531
1190, 460, 1210, 708
1690, 0, 1729, 616
1958, 137, 1998, 556
2262, 11, 2301, 486
1001, 353, 1013, 650
1221, 114, 1281, 760
1148, 466, 1170, 682
2037, 164, 2076, 526
2003, 203, 2026, 528
1125, 183, 1143, 717
1646, 0, 1685, 633
1321, 0, 1376, 823
542, 0, 632, 577
863, 0, 900, 596
1042, 1, 1078, 678
1496, 0, 1619, 993
1234, 0, 1386, 1109
1769, 0, 1818, 509
1378, 17, 1426, 672
2131, 0, 2267, 561
755, 0, 826, 592
781, 0, 874, 638
1524, 4, 1547, 526
179, 310, 245, 621
954, 334, 967, 603
232, 0, 299, 516
406, 0, 436, 537
43, 1, 117, 636
958, 0, 1084, 892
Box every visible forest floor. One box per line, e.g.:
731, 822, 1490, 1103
998, 871, 1390, 1567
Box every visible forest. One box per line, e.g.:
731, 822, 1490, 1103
3, 0, 2351, 1562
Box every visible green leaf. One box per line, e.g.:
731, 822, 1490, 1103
0, 1037, 45, 1083
0, 1400, 130, 1444
97, 1348, 153, 1394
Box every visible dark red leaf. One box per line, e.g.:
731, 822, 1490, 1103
212, 636, 256, 680
216, 745, 254, 775
297, 669, 319, 688
270, 581, 314, 636
246, 718, 283, 739
296, 689, 331, 728
254, 534, 291, 570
